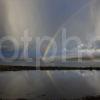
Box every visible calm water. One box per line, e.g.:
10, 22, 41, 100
0, 59, 99, 99
0, 67, 99, 99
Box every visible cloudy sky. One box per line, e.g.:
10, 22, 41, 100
2, 0, 90, 36
0, 0, 100, 57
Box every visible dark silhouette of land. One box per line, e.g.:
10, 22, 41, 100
0, 65, 100, 71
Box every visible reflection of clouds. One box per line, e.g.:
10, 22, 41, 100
75, 70, 100, 94
76, 70, 93, 77
85, 71, 100, 94
0, 71, 95, 99
0, 70, 99, 99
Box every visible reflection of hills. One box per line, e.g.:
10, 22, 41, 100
75, 95, 100, 100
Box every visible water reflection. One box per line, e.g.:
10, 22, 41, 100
0, 70, 99, 99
